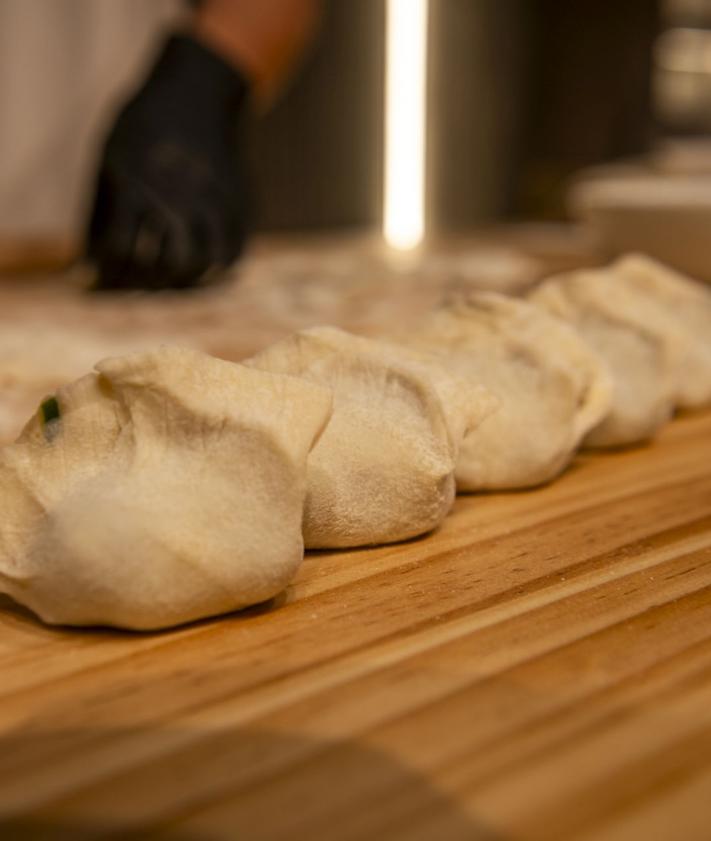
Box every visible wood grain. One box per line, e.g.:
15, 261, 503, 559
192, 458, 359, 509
0, 408, 710, 840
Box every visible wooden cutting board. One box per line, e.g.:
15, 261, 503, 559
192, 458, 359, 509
1, 408, 710, 841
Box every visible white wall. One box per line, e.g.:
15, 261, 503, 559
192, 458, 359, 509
0, 0, 182, 241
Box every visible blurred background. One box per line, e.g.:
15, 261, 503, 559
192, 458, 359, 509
3, 0, 711, 271
3, 0, 711, 437
0, 4, 672, 234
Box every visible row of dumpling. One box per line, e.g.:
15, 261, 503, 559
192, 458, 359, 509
0, 254, 709, 631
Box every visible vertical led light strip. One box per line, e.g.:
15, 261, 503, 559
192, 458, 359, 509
384, 0, 428, 250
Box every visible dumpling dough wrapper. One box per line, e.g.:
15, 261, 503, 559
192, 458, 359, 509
0, 347, 332, 630
246, 326, 495, 549
530, 270, 678, 448
398, 292, 613, 490
610, 254, 711, 410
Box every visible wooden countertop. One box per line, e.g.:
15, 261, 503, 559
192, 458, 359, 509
1, 232, 710, 839
1, 406, 710, 840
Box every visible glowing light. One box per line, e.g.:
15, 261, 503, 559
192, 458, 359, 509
384, 0, 428, 250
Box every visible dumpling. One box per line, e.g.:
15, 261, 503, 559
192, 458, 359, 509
398, 292, 613, 489
610, 254, 711, 409
0, 347, 332, 630
245, 327, 494, 548
530, 269, 677, 447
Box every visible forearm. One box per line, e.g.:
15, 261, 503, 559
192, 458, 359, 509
192, 0, 322, 104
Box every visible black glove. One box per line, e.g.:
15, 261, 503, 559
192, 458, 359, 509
85, 34, 251, 291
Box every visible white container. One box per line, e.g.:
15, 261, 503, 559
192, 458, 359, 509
569, 169, 711, 283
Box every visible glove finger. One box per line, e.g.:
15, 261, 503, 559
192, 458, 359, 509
98, 213, 165, 292
132, 215, 166, 270
198, 204, 244, 268
200, 207, 229, 268
157, 211, 205, 288
92, 221, 141, 292
87, 171, 138, 257
138, 206, 200, 292
88, 176, 145, 291
151, 209, 216, 289
183, 206, 238, 289
150, 218, 218, 292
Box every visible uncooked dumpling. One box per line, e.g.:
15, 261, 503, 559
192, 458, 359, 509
530, 270, 677, 447
610, 254, 711, 409
0, 347, 332, 630
397, 292, 612, 490
246, 327, 494, 548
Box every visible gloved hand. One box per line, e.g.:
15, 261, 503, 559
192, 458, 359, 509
85, 34, 251, 291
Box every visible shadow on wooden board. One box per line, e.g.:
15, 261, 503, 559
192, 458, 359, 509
0, 726, 505, 841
